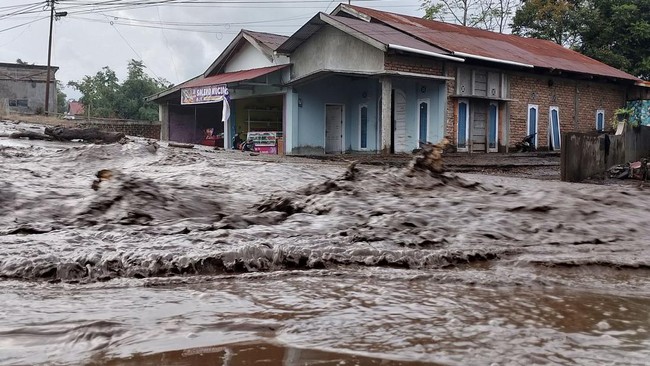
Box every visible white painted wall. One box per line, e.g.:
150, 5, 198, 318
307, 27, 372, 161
291, 26, 385, 80
224, 42, 274, 73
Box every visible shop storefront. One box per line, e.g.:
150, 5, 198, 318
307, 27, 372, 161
151, 65, 289, 153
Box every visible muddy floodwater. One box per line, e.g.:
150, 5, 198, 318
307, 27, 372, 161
1, 121, 649, 365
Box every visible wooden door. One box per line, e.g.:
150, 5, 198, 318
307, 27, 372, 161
325, 104, 343, 153
393, 89, 407, 153
471, 100, 488, 152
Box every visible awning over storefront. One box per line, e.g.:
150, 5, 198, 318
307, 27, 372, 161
182, 64, 288, 89
180, 64, 289, 105
145, 64, 289, 103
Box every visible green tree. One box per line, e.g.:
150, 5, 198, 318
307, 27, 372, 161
56, 81, 67, 114
68, 60, 170, 121
512, 0, 649, 79
511, 0, 584, 47
579, 0, 650, 80
68, 66, 120, 118
114, 60, 171, 121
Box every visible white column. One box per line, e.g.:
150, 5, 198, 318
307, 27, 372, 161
223, 117, 230, 150
222, 98, 231, 150
159, 103, 169, 141
284, 89, 297, 154
380, 76, 392, 155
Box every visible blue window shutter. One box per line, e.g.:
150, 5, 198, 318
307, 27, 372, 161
419, 102, 428, 144
488, 103, 497, 149
529, 107, 537, 135
360, 106, 368, 149
597, 112, 604, 130
458, 102, 467, 148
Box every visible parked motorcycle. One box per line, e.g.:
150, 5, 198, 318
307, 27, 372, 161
515, 133, 537, 152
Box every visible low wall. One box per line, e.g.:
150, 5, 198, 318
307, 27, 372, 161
77, 119, 161, 140
561, 124, 650, 182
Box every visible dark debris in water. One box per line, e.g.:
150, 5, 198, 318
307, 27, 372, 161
1, 134, 649, 283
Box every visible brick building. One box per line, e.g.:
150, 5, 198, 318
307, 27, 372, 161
0, 62, 58, 115
151, 5, 647, 154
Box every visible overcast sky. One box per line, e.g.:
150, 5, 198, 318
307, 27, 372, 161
0, 0, 425, 99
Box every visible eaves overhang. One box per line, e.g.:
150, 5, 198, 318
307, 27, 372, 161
276, 13, 326, 55
284, 69, 453, 87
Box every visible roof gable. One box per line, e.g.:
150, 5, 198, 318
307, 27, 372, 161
243, 30, 289, 51
204, 29, 288, 77
277, 12, 456, 61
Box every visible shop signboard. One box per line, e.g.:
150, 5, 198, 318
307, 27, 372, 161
181, 84, 229, 105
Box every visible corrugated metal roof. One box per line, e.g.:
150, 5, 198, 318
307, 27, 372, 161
145, 74, 202, 102
243, 30, 289, 51
342, 5, 640, 81
277, 12, 451, 57
276, 14, 325, 54
321, 13, 449, 55
182, 65, 288, 89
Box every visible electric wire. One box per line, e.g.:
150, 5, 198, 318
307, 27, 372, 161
0, 16, 49, 34
104, 15, 164, 81
157, 6, 180, 83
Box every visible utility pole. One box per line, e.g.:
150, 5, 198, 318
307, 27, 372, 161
44, 0, 66, 115
44, 0, 55, 115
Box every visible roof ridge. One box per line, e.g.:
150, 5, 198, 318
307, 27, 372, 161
344, 4, 566, 45
242, 29, 289, 38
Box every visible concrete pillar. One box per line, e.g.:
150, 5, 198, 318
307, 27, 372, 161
380, 76, 392, 155
573, 81, 579, 130
159, 103, 169, 141
284, 89, 298, 154
223, 99, 230, 150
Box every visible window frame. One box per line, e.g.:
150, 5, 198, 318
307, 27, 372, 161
488, 101, 499, 152
457, 99, 470, 152
358, 103, 368, 150
549, 106, 561, 150
417, 98, 430, 146
596, 109, 605, 131
527, 104, 539, 148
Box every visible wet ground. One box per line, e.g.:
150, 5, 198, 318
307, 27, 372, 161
1, 120, 649, 365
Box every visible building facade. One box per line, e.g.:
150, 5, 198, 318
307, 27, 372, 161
0, 62, 58, 115
150, 5, 647, 155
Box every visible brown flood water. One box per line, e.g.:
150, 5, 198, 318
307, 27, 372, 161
1, 121, 649, 365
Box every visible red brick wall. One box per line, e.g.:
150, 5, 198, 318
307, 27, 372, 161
442, 65, 627, 150
445, 64, 458, 141
508, 74, 626, 149
80, 119, 161, 140
384, 54, 444, 76
384, 56, 629, 151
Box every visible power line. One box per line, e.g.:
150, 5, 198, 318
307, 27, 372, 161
101, 14, 164, 81
157, 6, 180, 83
0, 18, 36, 47
93, 12, 314, 27
0, 2, 45, 20
0, 16, 49, 34
69, 14, 305, 33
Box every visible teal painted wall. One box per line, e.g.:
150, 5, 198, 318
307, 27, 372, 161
293, 75, 445, 154
392, 78, 446, 149
294, 75, 379, 153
